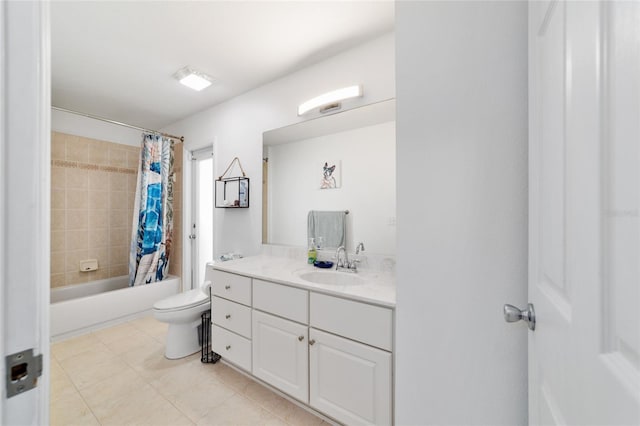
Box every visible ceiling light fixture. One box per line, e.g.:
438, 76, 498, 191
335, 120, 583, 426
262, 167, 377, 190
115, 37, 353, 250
173, 66, 213, 91
297, 85, 363, 116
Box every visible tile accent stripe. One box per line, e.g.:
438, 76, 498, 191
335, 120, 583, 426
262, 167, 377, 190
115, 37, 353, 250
51, 159, 137, 174
51, 160, 181, 175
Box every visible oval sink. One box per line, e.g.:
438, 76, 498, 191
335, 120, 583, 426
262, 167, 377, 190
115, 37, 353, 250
298, 271, 365, 286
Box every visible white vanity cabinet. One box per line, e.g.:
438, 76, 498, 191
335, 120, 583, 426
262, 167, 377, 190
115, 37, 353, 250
211, 270, 251, 305
210, 270, 252, 371
309, 292, 393, 426
252, 310, 309, 402
309, 328, 392, 426
211, 265, 395, 426
252, 279, 310, 402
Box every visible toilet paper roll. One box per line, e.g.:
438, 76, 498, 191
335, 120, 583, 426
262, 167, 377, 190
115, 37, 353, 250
201, 280, 212, 296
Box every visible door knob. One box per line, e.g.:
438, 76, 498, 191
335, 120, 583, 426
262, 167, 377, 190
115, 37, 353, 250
503, 303, 536, 331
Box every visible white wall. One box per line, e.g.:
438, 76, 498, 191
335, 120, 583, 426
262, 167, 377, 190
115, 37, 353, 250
395, 2, 528, 425
268, 121, 395, 254
51, 108, 141, 146
161, 33, 395, 258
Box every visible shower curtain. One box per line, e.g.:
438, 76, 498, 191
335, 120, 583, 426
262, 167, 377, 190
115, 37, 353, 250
129, 134, 175, 286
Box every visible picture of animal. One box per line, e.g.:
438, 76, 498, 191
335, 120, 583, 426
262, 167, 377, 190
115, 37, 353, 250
321, 162, 337, 189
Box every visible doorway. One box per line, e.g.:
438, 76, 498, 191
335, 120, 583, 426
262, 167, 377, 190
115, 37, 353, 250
190, 147, 214, 289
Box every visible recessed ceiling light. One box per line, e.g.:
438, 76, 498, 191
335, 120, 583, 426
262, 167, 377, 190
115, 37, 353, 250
173, 66, 213, 91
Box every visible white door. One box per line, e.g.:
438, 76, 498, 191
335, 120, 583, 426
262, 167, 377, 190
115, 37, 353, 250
190, 147, 213, 288
252, 310, 308, 402
1, 1, 51, 424
528, 1, 640, 424
309, 328, 391, 426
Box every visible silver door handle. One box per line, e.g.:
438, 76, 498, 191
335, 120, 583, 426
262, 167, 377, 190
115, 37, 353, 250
188, 234, 196, 240
503, 303, 536, 331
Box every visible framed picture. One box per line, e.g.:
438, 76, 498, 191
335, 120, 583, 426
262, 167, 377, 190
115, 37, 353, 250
320, 160, 341, 189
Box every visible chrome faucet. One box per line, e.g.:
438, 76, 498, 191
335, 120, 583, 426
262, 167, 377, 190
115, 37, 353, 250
355, 242, 365, 255
335, 245, 359, 273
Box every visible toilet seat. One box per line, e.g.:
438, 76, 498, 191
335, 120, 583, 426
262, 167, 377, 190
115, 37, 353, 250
153, 288, 209, 312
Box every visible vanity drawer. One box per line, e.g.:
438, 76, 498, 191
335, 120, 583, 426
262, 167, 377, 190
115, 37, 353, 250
253, 279, 308, 324
212, 296, 252, 338
212, 270, 252, 306
212, 325, 252, 372
310, 293, 393, 351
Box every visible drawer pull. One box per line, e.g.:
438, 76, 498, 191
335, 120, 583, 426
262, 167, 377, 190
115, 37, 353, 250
225, 285, 231, 290
298, 335, 304, 342
225, 314, 231, 319
309, 339, 316, 346
225, 345, 231, 351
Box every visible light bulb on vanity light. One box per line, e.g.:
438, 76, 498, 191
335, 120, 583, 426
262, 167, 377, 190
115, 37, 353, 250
297, 85, 363, 116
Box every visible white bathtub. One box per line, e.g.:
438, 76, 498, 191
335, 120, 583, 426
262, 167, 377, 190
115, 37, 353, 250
50, 275, 181, 340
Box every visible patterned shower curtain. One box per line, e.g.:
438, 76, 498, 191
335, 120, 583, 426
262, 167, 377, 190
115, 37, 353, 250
129, 134, 175, 286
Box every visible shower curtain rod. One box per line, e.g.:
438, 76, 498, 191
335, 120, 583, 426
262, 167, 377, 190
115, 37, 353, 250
52, 106, 185, 142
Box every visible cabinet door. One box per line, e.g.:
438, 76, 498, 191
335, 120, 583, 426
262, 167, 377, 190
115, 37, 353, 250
252, 310, 309, 403
309, 328, 392, 426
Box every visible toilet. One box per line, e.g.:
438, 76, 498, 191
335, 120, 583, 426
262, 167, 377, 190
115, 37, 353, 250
153, 287, 211, 359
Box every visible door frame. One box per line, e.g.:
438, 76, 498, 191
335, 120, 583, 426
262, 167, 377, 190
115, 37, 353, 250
189, 146, 214, 289
1, 1, 51, 423
0, 1, 6, 420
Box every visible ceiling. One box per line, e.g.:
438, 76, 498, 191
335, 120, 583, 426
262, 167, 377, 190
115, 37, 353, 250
51, 1, 394, 129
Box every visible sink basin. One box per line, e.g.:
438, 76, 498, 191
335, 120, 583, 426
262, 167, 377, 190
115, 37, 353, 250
298, 271, 366, 286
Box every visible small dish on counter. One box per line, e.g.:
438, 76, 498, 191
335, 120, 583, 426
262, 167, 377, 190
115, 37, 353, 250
313, 260, 334, 269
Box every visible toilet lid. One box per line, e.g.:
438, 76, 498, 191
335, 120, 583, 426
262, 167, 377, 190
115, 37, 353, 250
153, 288, 208, 311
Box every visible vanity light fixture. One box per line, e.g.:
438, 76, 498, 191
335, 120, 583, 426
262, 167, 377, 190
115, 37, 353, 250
173, 66, 213, 91
297, 85, 363, 116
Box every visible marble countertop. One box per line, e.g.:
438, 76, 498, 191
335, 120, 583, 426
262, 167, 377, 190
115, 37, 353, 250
211, 255, 396, 308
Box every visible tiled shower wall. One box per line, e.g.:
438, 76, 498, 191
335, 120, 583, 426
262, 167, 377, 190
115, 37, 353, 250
51, 132, 182, 288
171, 146, 183, 278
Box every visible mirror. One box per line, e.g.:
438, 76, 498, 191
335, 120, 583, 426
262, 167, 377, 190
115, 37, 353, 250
263, 99, 396, 254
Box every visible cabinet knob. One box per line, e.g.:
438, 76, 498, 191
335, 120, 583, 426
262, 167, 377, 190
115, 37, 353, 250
225, 314, 231, 319
298, 335, 304, 342
309, 339, 316, 346
225, 345, 231, 351
224, 285, 231, 290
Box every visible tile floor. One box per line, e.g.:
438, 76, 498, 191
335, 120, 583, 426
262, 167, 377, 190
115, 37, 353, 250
51, 315, 329, 426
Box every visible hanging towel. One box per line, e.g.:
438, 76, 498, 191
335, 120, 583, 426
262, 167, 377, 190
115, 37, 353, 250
307, 210, 347, 249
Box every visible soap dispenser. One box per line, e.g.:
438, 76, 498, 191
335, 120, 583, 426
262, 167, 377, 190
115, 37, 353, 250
307, 238, 317, 264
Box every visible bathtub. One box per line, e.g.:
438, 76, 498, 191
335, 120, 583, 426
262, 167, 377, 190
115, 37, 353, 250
50, 275, 181, 340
